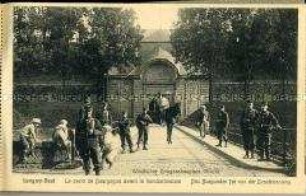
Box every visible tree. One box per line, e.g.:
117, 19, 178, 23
14, 7, 49, 78
81, 8, 143, 78
171, 8, 297, 100
171, 8, 239, 100
14, 7, 143, 89
45, 7, 85, 83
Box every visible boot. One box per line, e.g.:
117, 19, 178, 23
108, 162, 113, 169
258, 152, 264, 161
250, 150, 255, 159
243, 151, 249, 159
95, 169, 101, 176
143, 145, 148, 150
104, 158, 113, 169
266, 155, 271, 161
85, 170, 90, 175
167, 137, 172, 144
265, 151, 271, 161
216, 141, 222, 147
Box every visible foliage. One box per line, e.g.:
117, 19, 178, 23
171, 8, 297, 82
13, 7, 143, 81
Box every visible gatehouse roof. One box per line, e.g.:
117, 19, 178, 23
147, 47, 187, 76
108, 47, 187, 77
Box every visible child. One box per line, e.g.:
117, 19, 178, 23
101, 124, 114, 169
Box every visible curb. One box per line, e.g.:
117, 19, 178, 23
175, 125, 285, 175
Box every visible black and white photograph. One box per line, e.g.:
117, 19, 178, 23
8, 4, 301, 191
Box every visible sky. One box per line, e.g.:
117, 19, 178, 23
132, 6, 179, 30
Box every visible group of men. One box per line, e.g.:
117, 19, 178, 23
149, 93, 171, 123
240, 102, 281, 161
17, 95, 281, 176
196, 102, 281, 161
196, 105, 229, 147
75, 98, 153, 175
16, 97, 157, 176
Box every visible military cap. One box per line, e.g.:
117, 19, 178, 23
32, 118, 42, 124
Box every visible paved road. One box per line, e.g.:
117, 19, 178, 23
101, 125, 285, 177
13, 125, 286, 177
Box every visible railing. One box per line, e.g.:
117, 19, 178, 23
209, 125, 296, 164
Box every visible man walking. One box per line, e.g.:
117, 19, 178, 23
99, 102, 112, 126
118, 111, 134, 153
135, 108, 153, 150
165, 107, 175, 144
75, 106, 104, 175
216, 105, 229, 147
240, 101, 258, 159
164, 103, 181, 144
257, 103, 281, 161
157, 93, 169, 126
196, 105, 210, 139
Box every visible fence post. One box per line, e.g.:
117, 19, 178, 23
282, 128, 289, 165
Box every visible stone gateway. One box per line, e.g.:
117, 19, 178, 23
107, 48, 209, 119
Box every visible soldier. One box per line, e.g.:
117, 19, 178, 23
118, 111, 134, 153
148, 95, 160, 123
240, 102, 258, 159
165, 103, 181, 144
135, 108, 153, 150
257, 104, 281, 161
75, 106, 104, 175
196, 105, 210, 139
157, 93, 169, 126
52, 119, 72, 160
19, 118, 42, 163
216, 105, 229, 147
165, 107, 175, 144
99, 102, 112, 126
78, 96, 92, 122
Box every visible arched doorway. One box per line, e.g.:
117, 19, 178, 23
142, 59, 177, 108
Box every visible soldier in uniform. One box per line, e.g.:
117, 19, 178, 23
99, 102, 112, 126
216, 105, 229, 147
19, 118, 42, 163
148, 95, 160, 123
118, 111, 134, 153
164, 102, 181, 144
165, 107, 175, 144
75, 106, 104, 175
240, 102, 258, 159
135, 108, 153, 150
196, 105, 210, 139
78, 96, 92, 122
157, 93, 169, 126
257, 104, 281, 161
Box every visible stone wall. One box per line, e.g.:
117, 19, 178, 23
106, 76, 210, 120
